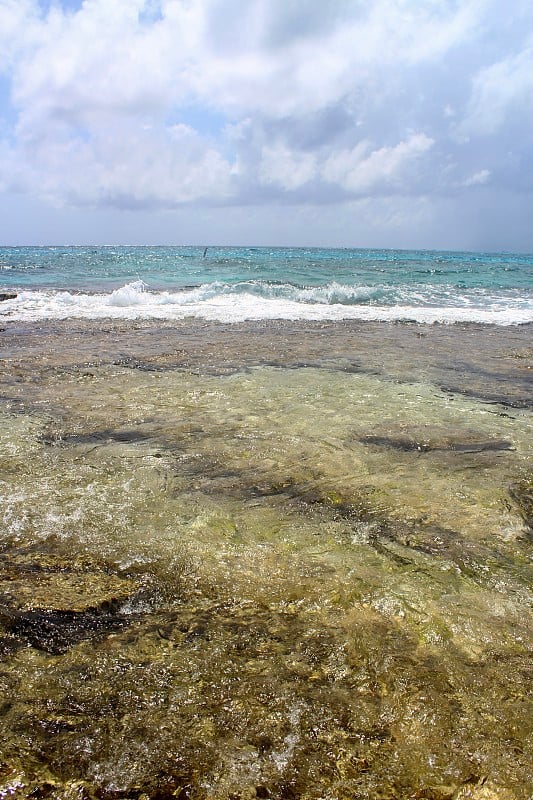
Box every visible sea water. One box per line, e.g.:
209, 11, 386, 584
0, 250, 532, 798
0, 245, 532, 324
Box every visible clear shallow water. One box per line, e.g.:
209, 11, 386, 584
0, 246, 532, 324
0, 319, 531, 799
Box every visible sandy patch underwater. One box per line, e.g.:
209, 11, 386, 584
0, 319, 531, 799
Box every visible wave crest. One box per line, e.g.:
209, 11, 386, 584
2, 279, 532, 325
107, 280, 390, 307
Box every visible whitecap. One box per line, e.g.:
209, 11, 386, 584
108, 280, 148, 307
2, 281, 532, 326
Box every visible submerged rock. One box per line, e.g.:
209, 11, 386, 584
359, 434, 514, 454
1, 569, 137, 614
40, 428, 155, 447
4, 605, 133, 655
0, 549, 145, 654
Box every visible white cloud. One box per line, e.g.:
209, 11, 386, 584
459, 44, 533, 136
0, 0, 39, 71
258, 143, 316, 190
462, 169, 490, 187
3, 2, 484, 118
3, 119, 233, 208
322, 134, 434, 193
190, 0, 484, 119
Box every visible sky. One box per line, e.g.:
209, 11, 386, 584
0, 0, 532, 250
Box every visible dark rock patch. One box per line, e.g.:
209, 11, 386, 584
440, 384, 531, 409
359, 434, 514, 454
41, 428, 155, 446
0, 633, 25, 657
0, 542, 147, 654
4, 601, 134, 655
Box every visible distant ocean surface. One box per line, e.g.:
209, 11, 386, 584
1, 246, 532, 325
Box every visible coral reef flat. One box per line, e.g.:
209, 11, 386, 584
0, 319, 531, 799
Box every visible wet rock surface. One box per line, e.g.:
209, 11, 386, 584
4, 605, 132, 654
0, 546, 146, 654
0, 318, 531, 407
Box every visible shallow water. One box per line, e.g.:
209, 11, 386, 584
0, 320, 531, 799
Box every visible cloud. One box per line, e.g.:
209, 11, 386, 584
0, 0, 532, 251
4, 120, 233, 208
0, 0, 38, 69
459, 43, 533, 136
258, 142, 317, 191
322, 134, 434, 194
462, 169, 490, 187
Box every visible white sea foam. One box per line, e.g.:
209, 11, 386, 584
109, 279, 149, 306
1, 281, 532, 325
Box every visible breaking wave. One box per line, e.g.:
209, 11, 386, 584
1, 279, 532, 325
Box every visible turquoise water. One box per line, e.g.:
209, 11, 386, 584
0, 246, 532, 324
1, 246, 532, 290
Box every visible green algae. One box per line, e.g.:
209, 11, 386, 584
0, 326, 531, 799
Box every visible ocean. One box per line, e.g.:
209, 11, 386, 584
0, 247, 532, 798
1, 245, 532, 324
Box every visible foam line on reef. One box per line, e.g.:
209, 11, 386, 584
1, 279, 532, 324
